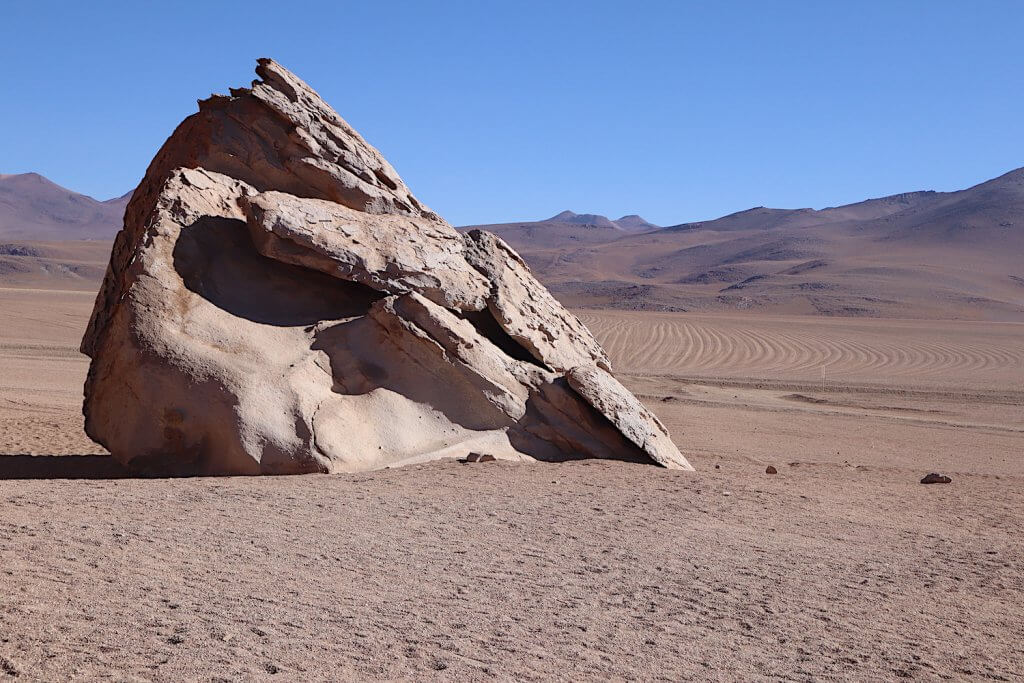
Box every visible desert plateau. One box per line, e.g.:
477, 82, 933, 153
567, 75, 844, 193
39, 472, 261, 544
3, 3, 1024, 680
2, 284, 1022, 679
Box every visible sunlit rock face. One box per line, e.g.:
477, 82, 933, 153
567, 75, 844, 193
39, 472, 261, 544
81, 59, 692, 475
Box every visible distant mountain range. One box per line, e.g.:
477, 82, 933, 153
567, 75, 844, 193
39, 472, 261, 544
0, 173, 130, 288
460, 167, 1024, 320
0, 173, 130, 240
546, 210, 660, 232
462, 210, 660, 250
2, 168, 1023, 319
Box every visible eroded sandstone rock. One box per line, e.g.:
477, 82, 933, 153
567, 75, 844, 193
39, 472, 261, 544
242, 191, 490, 312
81, 59, 693, 475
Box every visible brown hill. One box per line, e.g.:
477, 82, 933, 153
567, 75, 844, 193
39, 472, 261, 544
0, 173, 125, 290
463, 210, 659, 250
470, 168, 1024, 320
858, 167, 1024, 242
614, 214, 660, 232
0, 173, 128, 240
663, 191, 941, 234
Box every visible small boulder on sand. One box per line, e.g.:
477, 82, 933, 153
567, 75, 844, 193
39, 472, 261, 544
921, 473, 952, 484
765, 465, 778, 475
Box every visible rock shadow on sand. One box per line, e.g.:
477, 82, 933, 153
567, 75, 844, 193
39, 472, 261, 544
0, 455, 132, 480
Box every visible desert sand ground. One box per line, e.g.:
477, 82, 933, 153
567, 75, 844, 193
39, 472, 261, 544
1, 288, 1022, 680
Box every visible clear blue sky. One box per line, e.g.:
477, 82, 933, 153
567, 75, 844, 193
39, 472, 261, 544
1, 1, 1022, 226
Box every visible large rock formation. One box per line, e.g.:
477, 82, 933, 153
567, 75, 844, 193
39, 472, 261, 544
81, 59, 693, 475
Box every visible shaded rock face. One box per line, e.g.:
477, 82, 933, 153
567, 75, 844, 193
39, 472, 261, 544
81, 59, 693, 475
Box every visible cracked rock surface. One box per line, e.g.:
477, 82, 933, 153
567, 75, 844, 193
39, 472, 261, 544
81, 59, 693, 475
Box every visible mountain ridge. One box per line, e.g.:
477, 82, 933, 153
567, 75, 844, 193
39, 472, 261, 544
544, 210, 660, 232
0, 172, 131, 240
461, 165, 1024, 320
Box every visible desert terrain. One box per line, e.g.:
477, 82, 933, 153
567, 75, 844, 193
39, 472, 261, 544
2, 287, 1021, 680
1, 75, 1021, 680
3, 3, 1021, 678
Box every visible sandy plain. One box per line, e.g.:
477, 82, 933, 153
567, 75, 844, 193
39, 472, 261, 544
1, 288, 1022, 680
